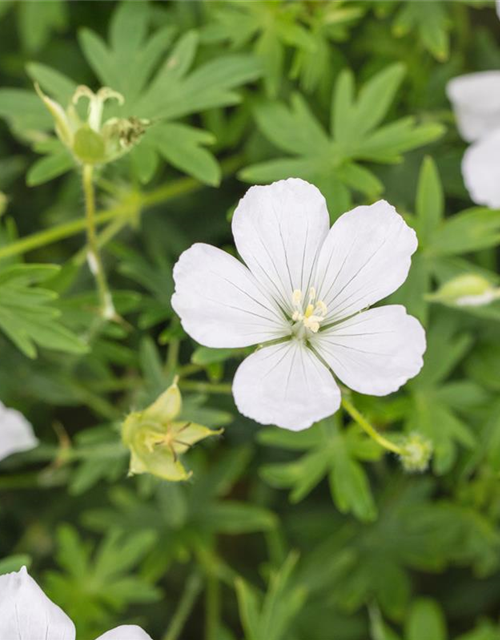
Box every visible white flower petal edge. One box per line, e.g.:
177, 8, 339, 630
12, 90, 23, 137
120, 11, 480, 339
232, 178, 330, 315
315, 200, 417, 323
95, 626, 153, 640
462, 130, 500, 209
446, 71, 500, 143
310, 305, 426, 396
0, 401, 38, 462
232, 339, 341, 431
171, 243, 289, 348
0, 567, 75, 640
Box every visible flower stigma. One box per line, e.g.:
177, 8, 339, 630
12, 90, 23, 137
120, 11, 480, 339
291, 287, 328, 337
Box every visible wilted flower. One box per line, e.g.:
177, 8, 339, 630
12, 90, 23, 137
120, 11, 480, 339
0, 400, 38, 462
0, 566, 152, 640
427, 273, 500, 308
172, 179, 426, 431
122, 378, 222, 481
447, 68, 500, 208
36, 83, 149, 166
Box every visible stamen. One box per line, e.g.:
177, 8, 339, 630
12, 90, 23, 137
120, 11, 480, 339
291, 288, 327, 335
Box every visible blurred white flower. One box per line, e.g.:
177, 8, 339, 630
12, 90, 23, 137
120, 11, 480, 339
446, 72, 500, 144
0, 400, 38, 462
172, 179, 425, 431
462, 130, 500, 209
446, 46, 500, 207
0, 566, 152, 640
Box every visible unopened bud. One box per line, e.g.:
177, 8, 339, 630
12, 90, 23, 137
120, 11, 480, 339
427, 274, 500, 308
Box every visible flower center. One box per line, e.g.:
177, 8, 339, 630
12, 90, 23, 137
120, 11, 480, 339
291, 287, 327, 335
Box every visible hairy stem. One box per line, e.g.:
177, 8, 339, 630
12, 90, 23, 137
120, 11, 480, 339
82, 164, 116, 321
0, 155, 243, 261
341, 396, 402, 455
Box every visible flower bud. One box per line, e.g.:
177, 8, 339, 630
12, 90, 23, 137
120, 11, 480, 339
122, 378, 222, 482
35, 83, 149, 167
398, 432, 433, 473
427, 274, 500, 307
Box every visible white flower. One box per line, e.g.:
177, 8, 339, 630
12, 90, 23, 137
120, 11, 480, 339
0, 566, 152, 640
172, 179, 425, 431
446, 72, 500, 144
447, 69, 500, 208
0, 400, 38, 462
462, 130, 500, 209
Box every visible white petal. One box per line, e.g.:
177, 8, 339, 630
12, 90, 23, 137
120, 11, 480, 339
446, 72, 500, 142
95, 626, 153, 640
0, 567, 75, 640
172, 243, 289, 348
314, 200, 417, 323
232, 178, 330, 314
462, 129, 500, 209
310, 305, 426, 396
232, 339, 340, 430
0, 401, 38, 462
497, 0, 500, 20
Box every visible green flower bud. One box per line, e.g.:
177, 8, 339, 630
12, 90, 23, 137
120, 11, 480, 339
35, 83, 149, 167
427, 274, 500, 307
122, 378, 222, 482
398, 432, 433, 473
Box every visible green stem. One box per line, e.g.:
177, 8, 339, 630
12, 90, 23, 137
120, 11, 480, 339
341, 396, 402, 455
163, 571, 203, 640
82, 164, 116, 320
0, 155, 243, 261
178, 380, 232, 394
205, 571, 221, 640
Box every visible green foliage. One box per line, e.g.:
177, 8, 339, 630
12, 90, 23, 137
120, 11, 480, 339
0, 264, 88, 358
241, 63, 445, 216
44, 525, 160, 638
0, 2, 500, 640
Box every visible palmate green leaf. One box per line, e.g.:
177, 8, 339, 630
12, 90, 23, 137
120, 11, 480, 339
17, 0, 68, 53
393, 1, 451, 61
203, 1, 314, 98
298, 480, 500, 622
148, 122, 220, 186
392, 158, 500, 324
44, 525, 161, 636
406, 316, 479, 474
241, 64, 444, 216
0, 264, 88, 359
259, 418, 381, 521
236, 552, 306, 640
4, 2, 262, 186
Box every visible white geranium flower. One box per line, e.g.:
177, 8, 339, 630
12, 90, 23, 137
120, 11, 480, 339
446, 66, 500, 207
446, 72, 500, 144
172, 179, 425, 431
462, 130, 500, 209
0, 566, 152, 640
0, 400, 38, 462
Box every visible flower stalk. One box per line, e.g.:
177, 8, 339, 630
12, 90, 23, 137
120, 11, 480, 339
82, 163, 116, 321
341, 396, 403, 455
